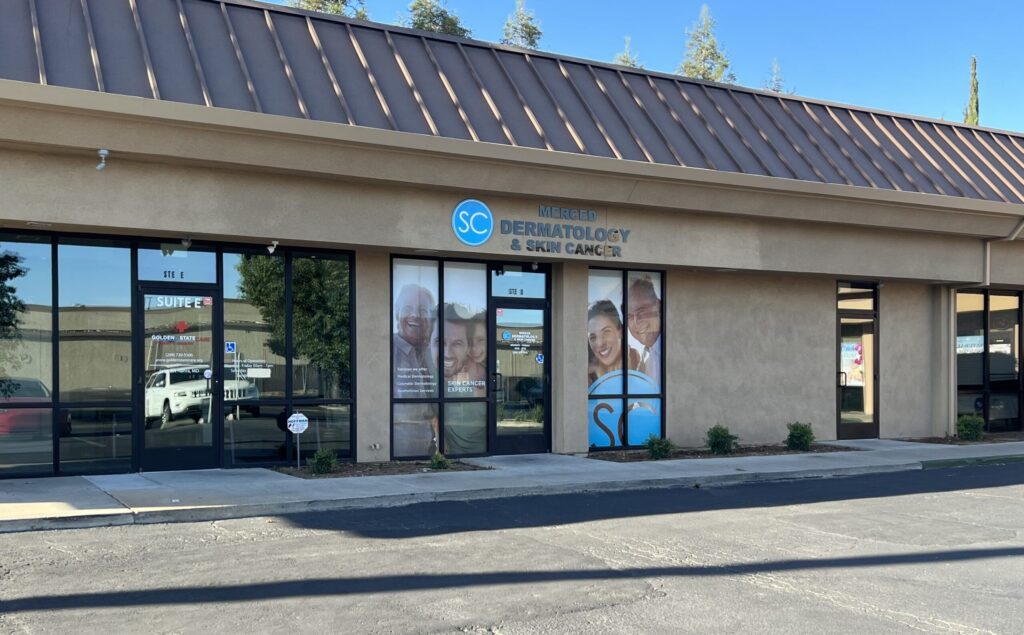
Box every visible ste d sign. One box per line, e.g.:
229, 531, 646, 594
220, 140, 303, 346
451, 199, 630, 258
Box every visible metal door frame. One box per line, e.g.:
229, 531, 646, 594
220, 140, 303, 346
836, 284, 880, 440
134, 282, 223, 472
487, 265, 551, 455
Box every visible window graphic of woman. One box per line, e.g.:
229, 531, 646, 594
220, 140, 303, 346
587, 299, 639, 389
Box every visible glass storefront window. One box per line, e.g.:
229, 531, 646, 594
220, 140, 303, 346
224, 405, 287, 464
0, 408, 52, 475
587, 269, 665, 448
291, 255, 352, 401
626, 271, 663, 394
59, 407, 132, 474
956, 292, 984, 387
295, 404, 351, 460
0, 236, 52, 404
393, 402, 438, 458
58, 242, 132, 402
1, 238, 356, 477
444, 401, 486, 455
627, 398, 661, 446
491, 266, 545, 298
442, 263, 487, 398
587, 270, 624, 396
988, 295, 1019, 382
955, 290, 1023, 433
838, 282, 876, 311
392, 259, 439, 399
137, 246, 217, 283
391, 259, 498, 459
223, 253, 286, 400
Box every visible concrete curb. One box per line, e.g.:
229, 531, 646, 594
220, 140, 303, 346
0, 461, 923, 534
920, 454, 1024, 469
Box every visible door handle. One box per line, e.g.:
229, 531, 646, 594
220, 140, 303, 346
491, 372, 504, 394
838, 371, 847, 387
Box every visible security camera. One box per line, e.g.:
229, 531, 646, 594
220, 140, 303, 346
267, 240, 279, 255
531, 261, 539, 271
96, 148, 109, 171
181, 236, 192, 250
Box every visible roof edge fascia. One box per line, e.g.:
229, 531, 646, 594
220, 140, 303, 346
1, 79, 1022, 223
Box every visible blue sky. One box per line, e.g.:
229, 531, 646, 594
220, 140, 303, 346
267, 0, 1024, 133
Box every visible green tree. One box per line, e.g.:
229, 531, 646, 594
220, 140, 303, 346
613, 36, 643, 69
963, 56, 979, 126
237, 255, 351, 398
0, 251, 28, 399
764, 58, 785, 93
289, 0, 368, 19
501, 0, 542, 49
678, 4, 735, 83
407, 0, 471, 37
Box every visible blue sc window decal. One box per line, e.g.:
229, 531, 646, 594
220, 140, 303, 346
451, 199, 494, 247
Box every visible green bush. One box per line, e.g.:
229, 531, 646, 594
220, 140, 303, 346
784, 422, 815, 451
957, 414, 985, 441
430, 452, 452, 470
706, 425, 739, 455
644, 435, 678, 460
307, 447, 338, 474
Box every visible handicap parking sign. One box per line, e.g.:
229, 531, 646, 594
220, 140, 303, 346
225, 341, 236, 353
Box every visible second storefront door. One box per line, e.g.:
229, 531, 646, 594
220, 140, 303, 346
490, 302, 550, 454
137, 287, 221, 471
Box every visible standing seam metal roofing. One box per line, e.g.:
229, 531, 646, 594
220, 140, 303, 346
3, 0, 1024, 205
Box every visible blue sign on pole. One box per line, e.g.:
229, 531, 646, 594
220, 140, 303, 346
225, 341, 236, 354
536, 353, 544, 364
451, 199, 494, 246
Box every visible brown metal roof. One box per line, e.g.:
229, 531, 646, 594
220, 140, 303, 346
4, 0, 1024, 205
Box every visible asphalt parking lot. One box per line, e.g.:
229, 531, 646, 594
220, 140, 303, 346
2, 463, 1023, 634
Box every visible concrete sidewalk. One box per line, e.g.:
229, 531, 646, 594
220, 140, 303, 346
3, 439, 1024, 533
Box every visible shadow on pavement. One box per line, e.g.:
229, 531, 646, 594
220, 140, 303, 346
5, 546, 1023, 613
281, 463, 1024, 538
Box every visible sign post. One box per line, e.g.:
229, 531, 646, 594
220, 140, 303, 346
287, 412, 309, 469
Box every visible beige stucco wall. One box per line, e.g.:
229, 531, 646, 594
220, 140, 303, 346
0, 144, 1016, 286
354, 249, 391, 462
877, 283, 950, 439
550, 262, 589, 454
665, 271, 836, 447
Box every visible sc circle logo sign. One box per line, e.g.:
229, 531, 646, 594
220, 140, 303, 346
452, 199, 494, 247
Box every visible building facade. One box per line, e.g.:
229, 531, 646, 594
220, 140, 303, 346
2, 0, 1024, 477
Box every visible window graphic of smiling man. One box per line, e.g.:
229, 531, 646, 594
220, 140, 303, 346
393, 284, 437, 398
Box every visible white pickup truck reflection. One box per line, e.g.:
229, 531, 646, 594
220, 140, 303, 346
144, 365, 260, 429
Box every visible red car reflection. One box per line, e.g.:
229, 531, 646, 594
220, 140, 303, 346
0, 378, 68, 436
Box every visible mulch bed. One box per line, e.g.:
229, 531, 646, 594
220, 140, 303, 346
906, 431, 1024, 445
589, 443, 852, 462
274, 460, 484, 479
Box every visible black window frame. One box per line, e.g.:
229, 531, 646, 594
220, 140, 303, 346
0, 229, 356, 478
956, 288, 1023, 433
389, 255, 551, 459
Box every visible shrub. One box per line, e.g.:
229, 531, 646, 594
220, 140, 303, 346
706, 424, 739, 455
430, 452, 452, 470
784, 422, 815, 451
957, 414, 985, 441
307, 447, 338, 474
644, 435, 678, 460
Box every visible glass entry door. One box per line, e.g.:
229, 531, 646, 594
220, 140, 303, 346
490, 304, 549, 454
838, 317, 878, 439
138, 288, 220, 470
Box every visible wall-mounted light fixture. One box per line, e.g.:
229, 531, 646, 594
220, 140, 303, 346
96, 148, 109, 171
